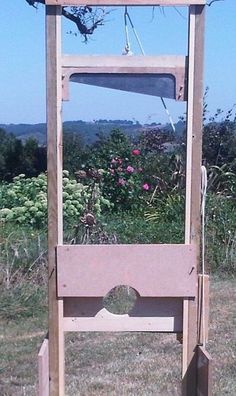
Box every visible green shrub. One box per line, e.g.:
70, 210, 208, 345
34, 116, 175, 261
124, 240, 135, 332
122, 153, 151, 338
0, 171, 111, 228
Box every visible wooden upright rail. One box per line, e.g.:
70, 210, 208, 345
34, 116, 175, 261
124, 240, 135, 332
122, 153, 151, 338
39, 1, 212, 395
182, 5, 206, 394
46, 5, 64, 395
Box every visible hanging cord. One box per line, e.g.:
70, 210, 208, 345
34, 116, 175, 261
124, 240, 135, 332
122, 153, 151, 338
123, 6, 133, 55
123, 7, 176, 133
160, 97, 176, 133
124, 7, 145, 56
200, 165, 207, 348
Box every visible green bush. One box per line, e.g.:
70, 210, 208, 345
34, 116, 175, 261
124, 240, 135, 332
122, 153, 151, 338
101, 203, 184, 245
0, 171, 111, 228
77, 129, 180, 211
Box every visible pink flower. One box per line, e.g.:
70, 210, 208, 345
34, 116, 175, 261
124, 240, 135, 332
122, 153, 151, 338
126, 165, 134, 173
138, 167, 143, 173
111, 157, 122, 166
118, 178, 126, 186
132, 149, 141, 156
142, 183, 150, 191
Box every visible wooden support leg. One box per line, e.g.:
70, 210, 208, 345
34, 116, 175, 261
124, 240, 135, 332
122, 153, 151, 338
38, 338, 49, 396
197, 346, 213, 396
58, 301, 65, 395
182, 299, 198, 396
182, 276, 210, 395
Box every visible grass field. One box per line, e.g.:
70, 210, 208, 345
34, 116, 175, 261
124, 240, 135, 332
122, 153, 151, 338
0, 277, 235, 396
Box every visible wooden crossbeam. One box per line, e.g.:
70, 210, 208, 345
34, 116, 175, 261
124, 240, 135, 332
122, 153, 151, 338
61, 55, 186, 69
62, 55, 187, 101
46, 1, 206, 6
63, 296, 183, 332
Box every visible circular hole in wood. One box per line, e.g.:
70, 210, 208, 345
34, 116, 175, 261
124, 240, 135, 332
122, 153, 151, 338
103, 285, 138, 315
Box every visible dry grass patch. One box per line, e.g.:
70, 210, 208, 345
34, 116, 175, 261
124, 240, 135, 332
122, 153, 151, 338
207, 277, 236, 396
65, 332, 181, 395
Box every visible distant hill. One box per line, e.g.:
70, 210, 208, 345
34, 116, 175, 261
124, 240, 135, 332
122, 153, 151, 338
0, 120, 185, 145
0, 123, 46, 144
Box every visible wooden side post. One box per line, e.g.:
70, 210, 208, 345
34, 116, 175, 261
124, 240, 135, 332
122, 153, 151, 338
38, 338, 49, 396
183, 4, 205, 395
46, 5, 64, 396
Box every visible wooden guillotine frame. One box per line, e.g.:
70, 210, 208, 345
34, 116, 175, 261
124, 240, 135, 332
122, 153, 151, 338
38, 1, 212, 395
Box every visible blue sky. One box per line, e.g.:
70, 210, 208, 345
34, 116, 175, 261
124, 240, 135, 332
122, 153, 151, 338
0, 0, 235, 125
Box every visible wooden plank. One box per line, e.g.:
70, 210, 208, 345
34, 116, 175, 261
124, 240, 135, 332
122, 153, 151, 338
184, 7, 195, 243
182, 5, 197, 385
189, 4, 205, 254
62, 55, 186, 68
64, 296, 182, 317
182, 5, 205, 396
63, 314, 182, 332
197, 346, 213, 396
63, 297, 183, 332
46, 1, 206, 6
56, 244, 197, 298
198, 274, 209, 344
46, 5, 65, 396
182, 298, 189, 377
38, 338, 49, 396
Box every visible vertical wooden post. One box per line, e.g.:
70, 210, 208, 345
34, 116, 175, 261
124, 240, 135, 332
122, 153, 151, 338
198, 274, 209, 345
188, 5, 205, 250
38, 338, 49, 396
183, 4, 205, 395
46, 5, 64, 396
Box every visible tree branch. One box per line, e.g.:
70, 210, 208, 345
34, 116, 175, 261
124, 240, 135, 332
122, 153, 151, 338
25, 0, 107, 40
207, 0, 224, 6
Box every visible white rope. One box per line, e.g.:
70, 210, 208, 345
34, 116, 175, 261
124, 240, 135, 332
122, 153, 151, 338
201, 165, 207, 276
123, 8, 176, 133
200, 165, 207, 348
125, 9, 145, 56
160, 97, 176, 133
123, 6, 133, 56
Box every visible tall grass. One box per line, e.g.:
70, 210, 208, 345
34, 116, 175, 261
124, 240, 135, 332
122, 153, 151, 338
0, 226, 47, 319
206, 194, 236, 273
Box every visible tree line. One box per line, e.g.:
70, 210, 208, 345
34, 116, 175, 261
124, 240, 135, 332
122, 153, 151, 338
0, 116, 235, 186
